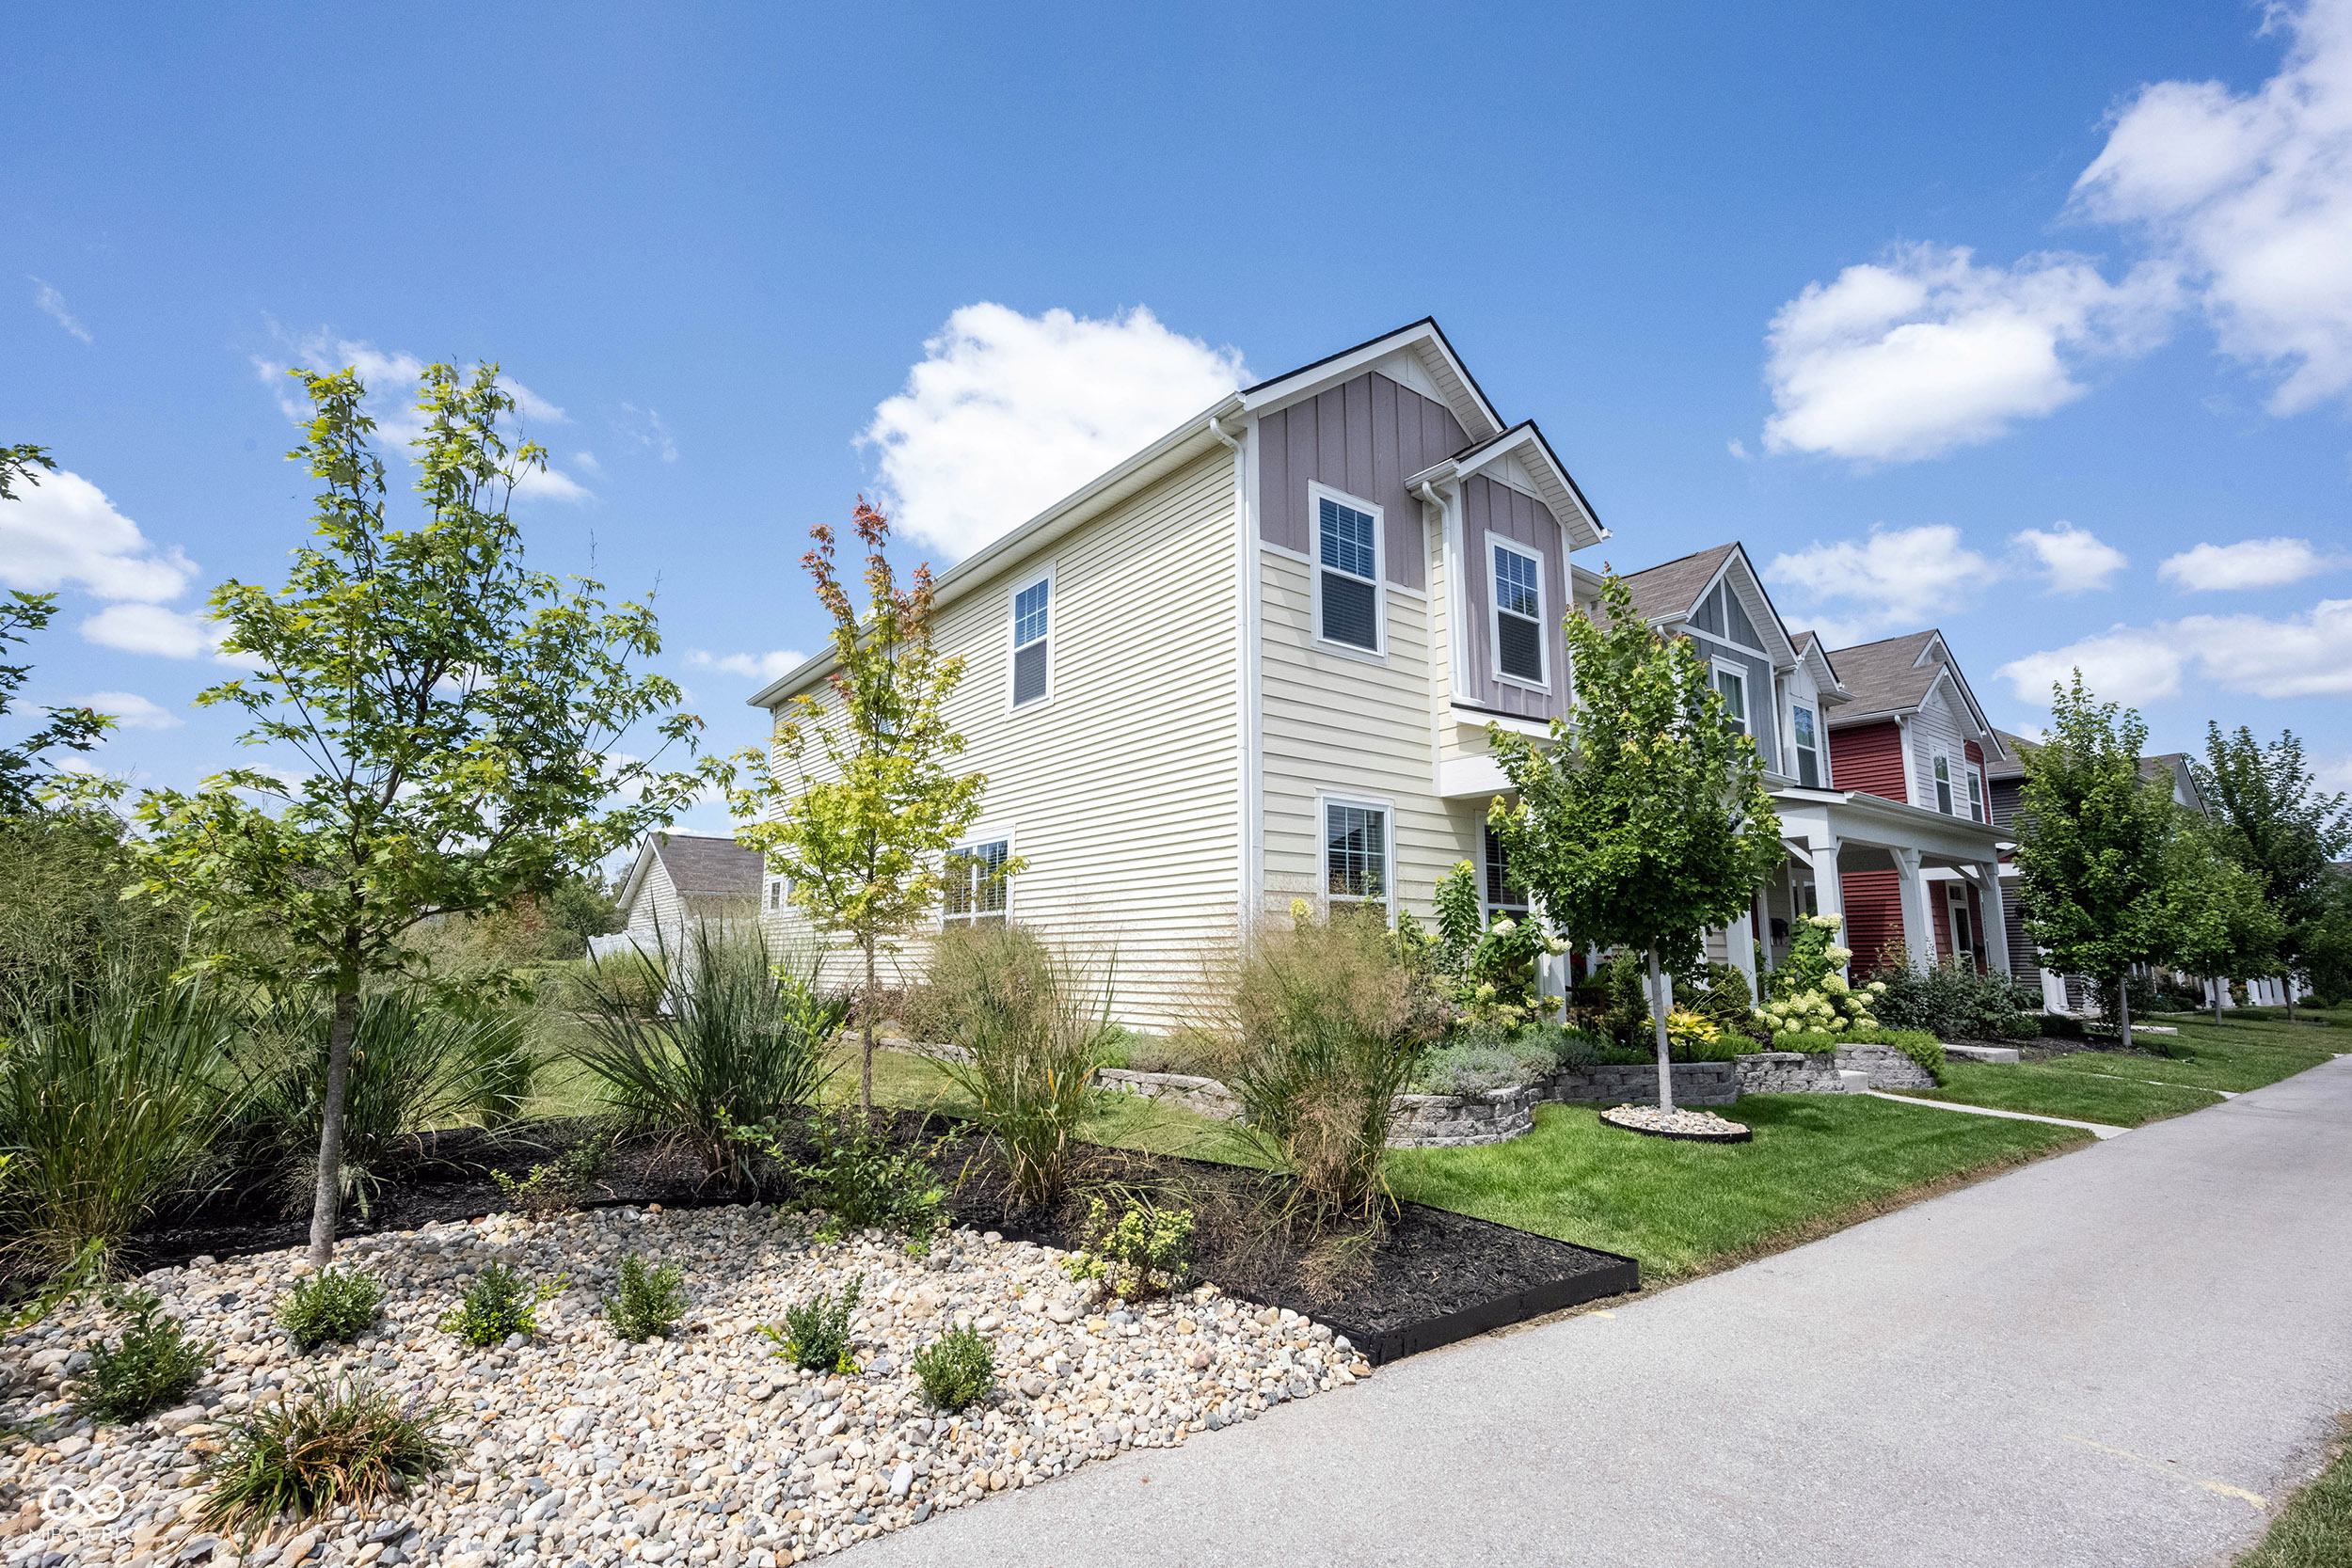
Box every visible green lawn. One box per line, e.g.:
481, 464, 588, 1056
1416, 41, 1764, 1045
1892, 1010, 2339, 1128
2236, 1422, 2352, 1568
1387, 1096, 2089, 1282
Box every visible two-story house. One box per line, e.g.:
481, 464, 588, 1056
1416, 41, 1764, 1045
746, 319, 1609, 1027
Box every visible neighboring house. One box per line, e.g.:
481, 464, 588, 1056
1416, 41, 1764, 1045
589, 831, 766, 960
1616, 551, 2012, 990
747, 319, 1609, 1027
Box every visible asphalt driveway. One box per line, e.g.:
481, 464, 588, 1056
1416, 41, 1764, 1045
860, 1053, 2352, 1567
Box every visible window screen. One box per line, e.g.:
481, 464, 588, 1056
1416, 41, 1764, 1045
1324, 803, 1387, 900
1933, 754, 1954, 815
1484, 825, 1528, 912
1967, 767, 1984, 822
1318, 498, 1380, 651
1011, 579, 1049, 706
943, 838, 1010, 927
1793, 705, 1820, 789
1494, 545, 1544, 683
1715, 668, 1747, 733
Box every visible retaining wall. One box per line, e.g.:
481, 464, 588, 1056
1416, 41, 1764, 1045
1547, 1061, 1740, 1107
1097, 1068, 1243, 1121
1388, 1086, 1541, 1148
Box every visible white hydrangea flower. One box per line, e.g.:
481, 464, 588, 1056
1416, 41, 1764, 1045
1825, 945, 1852, 965
1823, 974, 1850, 995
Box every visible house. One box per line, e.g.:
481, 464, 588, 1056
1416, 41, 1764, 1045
590, 831, 766, 960
1616, 551, 2013, 990
746, 319, 1609, 1027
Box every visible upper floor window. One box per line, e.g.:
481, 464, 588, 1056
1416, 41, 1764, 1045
1966, 764, 1985, 823
1484, 825, 1528, 914
1491, 543, 1546, 687
943, 837, 1011, 927
1324, 800, 1389, 904
1714, 664, 1748, 735
1792, 705, 1821, 788
1932, 753, 1955, 815
1314, 491, 1382, 654
768, 877, 785, 911
1011, 575, 1051, 707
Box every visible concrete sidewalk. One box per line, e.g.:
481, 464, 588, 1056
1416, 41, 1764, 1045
861, 1056, 2352, 1567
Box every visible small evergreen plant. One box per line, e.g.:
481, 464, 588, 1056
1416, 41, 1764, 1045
760, 1275, 862, 1372
276, 1268, 386, 1353
602, 1253, 687, 1342
1062, 1196, 1195, 1301
71, 1288, 209, 1422
437, 1262, 561, 1347
912, 1326, 994, 1412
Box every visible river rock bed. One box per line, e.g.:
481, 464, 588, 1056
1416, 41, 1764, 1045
0, 1205, 1370, 1566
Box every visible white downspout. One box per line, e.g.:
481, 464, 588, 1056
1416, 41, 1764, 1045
1211, 412, 1257, 939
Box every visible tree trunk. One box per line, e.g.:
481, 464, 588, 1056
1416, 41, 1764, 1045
308, 975, 358, 1266
1647, 945, 1676, 1114
2212, 976, 2223, 1028
2283, 975, 2296, 1022
2117, 976, 2133, 1052
860, 936, 878, 1120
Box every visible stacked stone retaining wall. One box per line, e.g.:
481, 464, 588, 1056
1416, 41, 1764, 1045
1388, 1086, 1540, 1148
1732, 1051, 1853, 1094
1097, 1069, 1243, 1120
1546, 1061, 1740, 1107
1834, 1042, 1936, 1089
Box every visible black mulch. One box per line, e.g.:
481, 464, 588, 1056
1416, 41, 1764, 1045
110, 1110, 1637, 1365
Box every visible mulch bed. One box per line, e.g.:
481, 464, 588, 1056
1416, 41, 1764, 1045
107, 1109, 1636, 1366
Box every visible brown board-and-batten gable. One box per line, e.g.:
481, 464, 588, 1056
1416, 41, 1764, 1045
1256, 371, 1464, 592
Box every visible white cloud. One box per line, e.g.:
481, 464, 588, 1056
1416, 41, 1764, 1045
1726, 437, 1750, 460
573, 451, 601, 473
2011, 522, 2128, 594
862, 303, 1248, 561
502, 378, 567, 424
1996, 627, 2187, 705
2074, 0, 2352, 414
31, 277, 90, 343
2157, 536, 2344, 591
1998, 596, 2352, 703
2313, 753, 2352, 792
1760, 244, 2174, 463
79, 690, 182, 730
80, 604, 224, 659
615, 404, 677, 463
0, 468, 195, 602
688, 649, 807, 682
1763, 524, 2003, 644
512, 465, 592, 504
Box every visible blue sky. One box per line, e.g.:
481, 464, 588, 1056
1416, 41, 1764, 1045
7, 0, 2351, 833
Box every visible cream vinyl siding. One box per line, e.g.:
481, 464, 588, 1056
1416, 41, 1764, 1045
1909, 680, 1975, 816
624, 857, 681, 942
757, 451, 1240, 1031
1259, 546, 1472, 916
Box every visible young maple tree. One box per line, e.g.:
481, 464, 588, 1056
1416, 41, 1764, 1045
2013, 676, 2180, 1049
1486, 573, 1783, 1113
135, 363, 721, 1263
2163, 823, 2283, 1026
2193, 723, 2352, 1019
727, 503, 994, 1117
0, 445, 112, 814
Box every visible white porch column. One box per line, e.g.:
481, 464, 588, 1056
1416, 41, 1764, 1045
1976, 863, 2010, 974
2042, 967, 2070, 1013
1892, 847, 1935, 974
1805, 832, 1844, 959
1725, 897, 1758, 997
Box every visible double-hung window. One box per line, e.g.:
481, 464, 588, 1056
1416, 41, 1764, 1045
1792, 705, 1821, 788
1491, 543, 1546, 686
1966, 764, 1985, 822
768, 877, 785, 912
1315, 492, 1382, 653
1483, 825, 1528, 915
1010, 575, 1051, 707
1714, 664, 1748, 735
1323, 800, 1389, 905
1932, 753, 1955, 815
942, 838, 1010, 927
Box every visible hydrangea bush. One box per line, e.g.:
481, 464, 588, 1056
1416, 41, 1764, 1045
1761, 913, 1886, 1046
1426, 861, 1564, 1028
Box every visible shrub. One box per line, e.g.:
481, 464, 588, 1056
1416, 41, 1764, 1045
0, 811, 188, 1036
602, 1253, 687, 1342
228, 988, 533, 1217
572, 925, 848, 1185
1062, 1194, 1194, 1301
437, 1262, 560, 1346
1773, 1024, 1947, 1083
1101, 1029, 1219, 1078
1219, 902, 1446, 1226
769, 1111, 945, 1249
923, 924, 1116, 1210
1431, 861, 1563, 1027
276, 1269, 384, 1353
0, 983, 240, 1279
912, 1327, 995, 1412
1866, 947, 2043, 1041
1406, 1022, 1590, 1094
1759, 914, 1885, 1046
491, 1133, 612, 1220
199, 1375, 449, 1540
760, 1275, 861, 1372
70, 1288, 209, 1422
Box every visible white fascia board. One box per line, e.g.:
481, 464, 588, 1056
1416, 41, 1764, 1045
1802, 639, 1852, 705
1438, 752, 1514, 800
1683, 545, 1799, 668
1450, 705, 1552, 738
748, 392, 1247, 709
1409, 423, 1607, 551
1239, 321, 1503, 443
615, 838, 660, 916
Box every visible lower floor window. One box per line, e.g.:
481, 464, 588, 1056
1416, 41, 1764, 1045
1484, 825, 1528, 913
1325, 801, 1389, 902
943, 838, 1010, 927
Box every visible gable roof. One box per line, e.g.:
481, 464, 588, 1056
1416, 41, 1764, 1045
618, 832, 763, 913
1406, 420, 1607, 548
1790, 630, 1851, 705
1615, 542, 1801, 666
1621, 544, 1739, 625
1241, 318, 1505, 444
1987, 731, 2207, 813
1825, 629, 2005, 758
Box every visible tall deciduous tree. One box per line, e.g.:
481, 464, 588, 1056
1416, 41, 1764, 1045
2164, 823, 2284, 1026
727, 503, 994, 1117
2193, 724, 2352, 1019
0, 446, 112, 814
2014, 676, 2179, 1048
135, 363, 719, 1263
1486, 573, 1783, 1112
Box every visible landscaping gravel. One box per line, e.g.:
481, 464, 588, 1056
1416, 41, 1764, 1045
0, 1206, 1373, 1566
1599, 1105, 1751, 1139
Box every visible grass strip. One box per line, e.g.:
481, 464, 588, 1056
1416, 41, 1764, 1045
2236, 1420, 2352, 1568
1909, 1062, 2223, 1128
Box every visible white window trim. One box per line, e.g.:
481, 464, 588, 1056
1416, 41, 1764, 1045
1711, 658, 1751, 736
1965, 759, 1986, 823
1931, 751, 1956, 816
1315, 788, 1397, 919
1481, 823, 1528, 919
1790, 701, 1821, 787
1005, 564, 1055, 715
941, 826, 1017, 928
1485, 531, 1550, 692
1308, 482, 1385, 660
